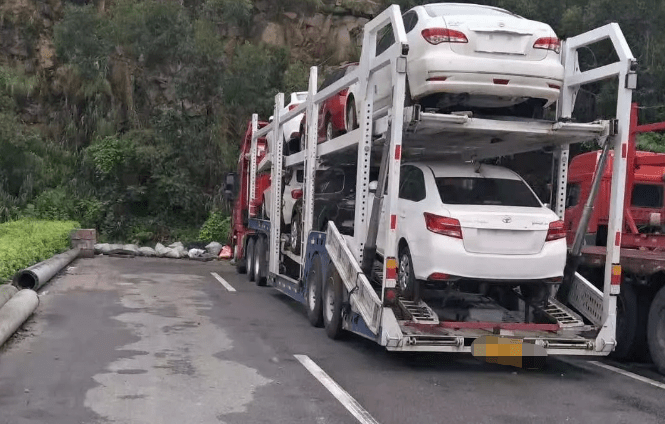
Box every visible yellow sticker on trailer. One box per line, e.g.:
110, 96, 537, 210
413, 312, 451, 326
471, 335, 547, 369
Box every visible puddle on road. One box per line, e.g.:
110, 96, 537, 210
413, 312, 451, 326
84, 272, 271, 423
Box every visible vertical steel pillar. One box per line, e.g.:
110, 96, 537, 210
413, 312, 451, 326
302, 67, 319, 272
269, 94, 285, 274
249, 114, 259, 217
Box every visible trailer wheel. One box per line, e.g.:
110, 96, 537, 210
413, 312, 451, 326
398, 245, 419, 301
254, 236, 268, 286
647, 285, 665, 374
305, 255, 324, 327
323, 265, 345, 339
234, 243, 247, 274
611, 282, 640, 360
246, 237, 256, 282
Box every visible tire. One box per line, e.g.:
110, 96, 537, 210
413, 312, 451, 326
647, 285, 665, 375
611, 282, 640, 360
254, 236, 267, 286
398, 245, 419, 301
346, 99, 358, 131
291, 208, 302, 255
234, 243, 247, 274
323, 264, 345, 339
246, 237, 256, 282
306, 255, 324, 327
325, 118, 334, 142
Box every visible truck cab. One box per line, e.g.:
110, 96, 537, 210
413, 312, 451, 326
565, 150, 665, 246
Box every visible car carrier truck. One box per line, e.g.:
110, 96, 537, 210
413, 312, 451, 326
226, 5, 639, 365
565, 103, 665, 374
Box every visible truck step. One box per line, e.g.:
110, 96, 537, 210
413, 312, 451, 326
398, 298, 440, 324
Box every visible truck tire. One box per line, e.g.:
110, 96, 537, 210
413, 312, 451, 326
323, 265, 345, 339
234, 243, 247, 274
254, 236, 268, 287
246, 237, 256, 282
647, 285, 665, 375
305, 255, 324, 327
611, 282, 640, 360
291, 209, 302, 255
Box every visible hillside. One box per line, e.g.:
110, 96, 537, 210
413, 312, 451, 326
2, 0, 665, 243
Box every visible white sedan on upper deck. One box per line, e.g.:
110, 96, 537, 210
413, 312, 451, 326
373, 161, 567, 301
375, 3, 564, 117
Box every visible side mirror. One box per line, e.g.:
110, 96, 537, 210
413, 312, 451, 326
369, 180, 378, 193
269, 115, 274, 122
224, 173, 237, 200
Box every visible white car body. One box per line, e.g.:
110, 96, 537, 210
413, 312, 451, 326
262, 168, 304, 226
267, 91, 308, 152
374, 3, 564, 109
373, 161, 566, 283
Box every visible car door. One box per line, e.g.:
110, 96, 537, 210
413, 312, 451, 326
397, 165, 428, 251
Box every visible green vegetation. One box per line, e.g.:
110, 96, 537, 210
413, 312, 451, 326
0, 220, 80, 282
3, 0, 665, 245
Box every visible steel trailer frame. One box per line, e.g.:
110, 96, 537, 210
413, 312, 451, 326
244, 5, 635, 357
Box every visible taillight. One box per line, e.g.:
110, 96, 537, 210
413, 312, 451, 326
383, 287, 398, 306
288, 104, 299, 111
546, 220, 566, 241
533, 37, 561, 54
291, 189, 303, 200
428, 273, 450, 281
424, 213, 463, 239
421, 28, 468, 45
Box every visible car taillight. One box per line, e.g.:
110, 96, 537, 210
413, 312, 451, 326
533, 37, 561, 54
421, 28, 468, 45
291, 189, 303, 199
546, 220, 566, 241
289, 104, 299, 111
424, 213, 463, 239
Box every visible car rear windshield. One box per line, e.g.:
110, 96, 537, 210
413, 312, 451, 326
435, 177, 541, 207
425, 4, 518, 18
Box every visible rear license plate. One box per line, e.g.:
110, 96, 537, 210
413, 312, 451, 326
471, 335, 547, 369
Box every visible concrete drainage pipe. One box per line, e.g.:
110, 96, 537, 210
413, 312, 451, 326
0, 285, 19, 309
13, 248, 80, 291
0, 289, 39, 347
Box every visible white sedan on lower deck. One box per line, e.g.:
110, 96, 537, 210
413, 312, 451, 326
374, 161, 566, 300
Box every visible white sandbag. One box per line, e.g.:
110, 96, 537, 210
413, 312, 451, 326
205, 242, 223, 256
165, 248, 182, 259
155, 243, 169, 257
168, 241, 184, 249
138, 247, 157, 257
123, 244, 140, 254
94, 243, 110, 254
109, 244, 124, 252
188, 248, 206, 259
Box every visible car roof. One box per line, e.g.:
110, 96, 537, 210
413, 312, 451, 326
406, 161, 522, 180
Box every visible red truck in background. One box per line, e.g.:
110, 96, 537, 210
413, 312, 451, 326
225, 120, 271, 277
565, 103, 665, 374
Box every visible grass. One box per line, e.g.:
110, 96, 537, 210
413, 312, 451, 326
0, 219, 80, 283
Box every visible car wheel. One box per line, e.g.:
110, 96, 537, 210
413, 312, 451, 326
306, 254, 324, 327
323, 264, 345, 339
647, 285, 665, 374
291, 208, 302, 255
610, 282, 640, 360
325, 118, 334, 142
346, 99, 358, 131
246, 237, 256, 282
254, 236, 267, 286
398, 245, 419, 301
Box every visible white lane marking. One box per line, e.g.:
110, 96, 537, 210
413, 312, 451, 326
590, 361, 665, 390
294, 354, 380, 424
211, 272, 236, 292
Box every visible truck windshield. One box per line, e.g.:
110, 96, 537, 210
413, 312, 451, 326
435, 177, 541, 207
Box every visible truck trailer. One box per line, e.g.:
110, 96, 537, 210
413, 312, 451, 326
227, 5, 638, 365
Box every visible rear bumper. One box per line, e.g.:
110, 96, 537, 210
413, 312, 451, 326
409, 237, 567, 282
408, 54, 564, 105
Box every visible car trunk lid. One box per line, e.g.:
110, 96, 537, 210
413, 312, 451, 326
446, 205, 553, 255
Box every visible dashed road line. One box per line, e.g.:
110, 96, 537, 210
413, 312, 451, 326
211, 272, 236, 292
590, 361, 665, 390
294, 354, 380, 424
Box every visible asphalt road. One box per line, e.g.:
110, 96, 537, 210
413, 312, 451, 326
1, 256, 664, 424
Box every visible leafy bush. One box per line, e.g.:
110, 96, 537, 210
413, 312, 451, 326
198, 211, 231, 243
0, 219, 80, 282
